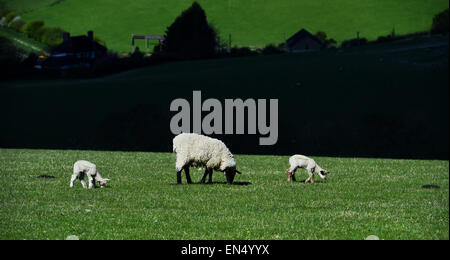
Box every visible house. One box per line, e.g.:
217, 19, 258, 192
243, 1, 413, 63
40, 31, 107, 70
286, 29, 323, 52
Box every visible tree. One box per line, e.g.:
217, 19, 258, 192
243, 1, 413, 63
40, 27, 65, 47
159, 2, 218, 59
431, 8, 449, 34
314, 31, 337, 49
23, 20, 45, 39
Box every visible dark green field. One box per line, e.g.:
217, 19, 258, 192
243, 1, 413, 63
0, 149, 448, 240
1, 0, 448, 52
0, 34, 448, 158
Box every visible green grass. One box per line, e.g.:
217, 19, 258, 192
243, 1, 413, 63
0, 148, 448, 240
1, 0, 448, 52
0, 27, 49, 55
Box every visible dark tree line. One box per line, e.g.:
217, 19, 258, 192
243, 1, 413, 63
156, 2, 218, 60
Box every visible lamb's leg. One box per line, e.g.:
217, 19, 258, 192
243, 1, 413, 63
88, 175, 96, 189
80, 179, 87, 189
305, 172, 312, 183
184, 166, 192, 184
79, 173, 87, 189
207, 168, 213, 184
287, 167, 297, 182
306, 171, 315, 184
69, 173, 78, 188
86, 167, 97, 189
201, 168, 208, 184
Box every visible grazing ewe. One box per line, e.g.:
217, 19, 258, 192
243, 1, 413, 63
286, 155, 329, 183
172, 133, 241, 184
70, 160, 110, 189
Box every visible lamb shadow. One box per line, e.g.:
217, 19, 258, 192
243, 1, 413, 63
37, 175, 56, 179
171, 181, 252, 186
293, 179, 327, 184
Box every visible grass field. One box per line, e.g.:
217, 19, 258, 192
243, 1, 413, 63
1, 0, 448, 52
0, 27, 49, 55
0, 148, 448, 240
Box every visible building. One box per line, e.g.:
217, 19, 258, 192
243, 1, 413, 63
286, 29, 323, 52
40, 31, 107, 70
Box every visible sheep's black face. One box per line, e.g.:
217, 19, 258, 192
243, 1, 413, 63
225, 170, 236, 184
320, 170, 329, 180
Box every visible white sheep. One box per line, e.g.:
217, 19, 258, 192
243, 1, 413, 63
286, 155, 329, 183
69, 160, 110, 189
172, 133, 241, 184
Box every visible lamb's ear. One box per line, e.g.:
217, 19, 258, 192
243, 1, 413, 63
236, 170, 242, 174
103, 178, 111, 182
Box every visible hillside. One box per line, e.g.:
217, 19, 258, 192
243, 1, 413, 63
0, 27, 49, 55
1, 0, 448, 52
0, 35, 448, 159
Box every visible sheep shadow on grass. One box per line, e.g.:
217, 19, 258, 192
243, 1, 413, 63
170, 181, 252, 186
294, 179, 328, 184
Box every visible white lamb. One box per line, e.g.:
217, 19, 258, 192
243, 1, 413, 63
172, 133, 241, 184
69, 160, 110, 189
286, 155, 329, 183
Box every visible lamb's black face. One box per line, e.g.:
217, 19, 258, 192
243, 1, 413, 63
225, 169, 236, 184
320, 170, 329, 180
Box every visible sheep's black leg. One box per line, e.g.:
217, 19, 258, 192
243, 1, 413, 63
184, 167, 192, 184
201, 168, 208, 184
208, 169, 213, 184
176, 170, 182, 184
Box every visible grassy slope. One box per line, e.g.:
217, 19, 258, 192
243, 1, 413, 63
1, 0, 448, 52
0, 148, 448, 240
0, 27, 49, 55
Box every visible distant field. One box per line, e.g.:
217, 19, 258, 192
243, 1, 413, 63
0, 149, 448, 240
1, 0, 448, 52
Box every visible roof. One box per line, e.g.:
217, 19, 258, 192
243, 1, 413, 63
286, 29, 323, 47
52, 36, 107, 54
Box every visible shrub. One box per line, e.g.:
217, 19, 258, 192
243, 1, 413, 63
24, 20, 45, 39
431, 8, 449, 34
4, 11, 17, 24
262, 44, 283, 55
160, 1, 218, 59
341, 37, 368, 48
92, 52, 122, 76
314, 31, 337, 48
34, 26, 48, 42
94, 35, 106, 46
0, 5, 10, 17
9, 19, 26, 32
229, 46, 256, 57
277, 42, 286, 51
40, 27, 65, 47
129, 47, 145, 64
